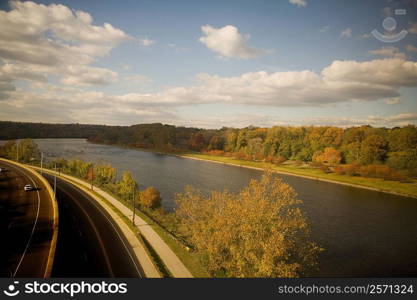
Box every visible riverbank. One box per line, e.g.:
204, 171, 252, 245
85, 140, 417, 199
180, 153, 417, 199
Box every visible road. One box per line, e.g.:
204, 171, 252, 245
0, 160, 55, 278
52, 171, 192, 277
44, 174, 143, 277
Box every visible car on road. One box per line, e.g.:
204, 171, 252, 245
24, 184, 33, 191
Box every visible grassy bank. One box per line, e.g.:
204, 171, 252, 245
100, 187, 210, 278
181, 153, 417, 199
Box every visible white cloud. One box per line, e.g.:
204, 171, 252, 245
139, 38, 155, 46
199, 25, 267, 59
59, 65, 118, 86
385, 97, 401, 105
359, 33, 371, 39
289, 0, 307, 7
123, 74, 152, 85
319, 26, 330, 33
0, 1, 130, 87
340, 28, 352, 39
168, 43, 188, 53
80, 57, 417, 109
120, 64, 132, 70
368, 47, 406, 59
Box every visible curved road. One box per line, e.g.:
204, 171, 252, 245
44, 174, 143, 277
0, 160, 55, 278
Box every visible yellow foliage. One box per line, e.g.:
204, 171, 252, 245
175, 171, 322, 278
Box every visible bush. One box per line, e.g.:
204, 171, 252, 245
319, 165, 331, 173
139, 186, 162, 209
333, 166, 345, 175
204, 150, 225, 156
274, 156, 287, 165
294, 160, 303, 166
343, 164, 359, 176
357, 165, 407, 181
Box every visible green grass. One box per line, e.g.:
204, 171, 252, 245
102, 190, 209, 278
182, 153, 417, 199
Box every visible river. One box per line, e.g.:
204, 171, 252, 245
28, 139, 417, 277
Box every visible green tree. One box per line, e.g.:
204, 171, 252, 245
117, 171, 137, 201
360, 134, 388, 164
94, 163, 117, 186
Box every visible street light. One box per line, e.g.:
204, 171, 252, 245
54, 162, 57, 201
40, 152, 43, 175
16, 142, 19, 162
132, 185, 136, 225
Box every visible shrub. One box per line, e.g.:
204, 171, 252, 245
319, 165, 331, 173
139, 186, 162, 209
274, 156, 287, 165
333, 166, 345, 175
344, 164, 359, 176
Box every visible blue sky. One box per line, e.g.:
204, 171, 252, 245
0, 0, 416, 128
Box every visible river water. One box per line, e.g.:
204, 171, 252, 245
32, 139, 417, 277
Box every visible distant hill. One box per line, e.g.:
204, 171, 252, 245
0, 121, 110, 140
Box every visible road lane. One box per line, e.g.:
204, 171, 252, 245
0, 160, 55, 278
44, 174, 143, 278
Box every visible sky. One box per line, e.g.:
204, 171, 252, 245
0, 0, 417, 128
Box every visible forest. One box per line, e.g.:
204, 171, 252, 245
1, 121, 416, 179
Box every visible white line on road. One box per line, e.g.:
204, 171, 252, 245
11, 166, 41, 278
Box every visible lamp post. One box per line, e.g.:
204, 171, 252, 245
54, 163, 57, 200
132, 185, 136, 225
40, 152, 43, 175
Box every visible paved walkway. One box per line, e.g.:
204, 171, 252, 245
35, 167, 192, 278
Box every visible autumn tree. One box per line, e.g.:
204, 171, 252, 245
117, 171, 137, 201
94, 163, 117, 186
175, 171, 321, 278
312, 147, 342, 164
138, 186, 162, 209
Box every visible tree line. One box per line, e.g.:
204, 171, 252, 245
1, 121, 416, 178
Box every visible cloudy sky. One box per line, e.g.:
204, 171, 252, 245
0, 0, 417, 128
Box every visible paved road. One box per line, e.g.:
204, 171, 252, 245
48, 171, 192, 277
44, 174, 143, 277
0, 160, 54, 277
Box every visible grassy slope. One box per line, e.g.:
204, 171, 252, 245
182, 153, 417, 199
97, 187, 210, 278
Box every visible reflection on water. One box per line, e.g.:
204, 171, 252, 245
32, 139, 417, 277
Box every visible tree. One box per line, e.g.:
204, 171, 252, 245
117, 171, 137, 201
360, 134, 388, 164
175, 171, 321, 278
94, 163, 116, 186
312, 147, 342, 164
139, 186, 162, 209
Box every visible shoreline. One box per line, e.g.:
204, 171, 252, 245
82, 140, 417, 199
177, 154, 417, 200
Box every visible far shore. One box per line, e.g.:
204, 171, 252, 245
70, 139, 417, 199
178, 154, 417, 200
